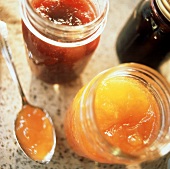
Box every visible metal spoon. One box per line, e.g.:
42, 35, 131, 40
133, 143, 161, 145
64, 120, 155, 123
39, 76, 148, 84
0, 21, 56, 164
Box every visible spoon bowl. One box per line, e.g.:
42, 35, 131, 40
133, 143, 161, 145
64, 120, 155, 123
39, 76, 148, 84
0, 20, 56, 164
15, 104, 56, 164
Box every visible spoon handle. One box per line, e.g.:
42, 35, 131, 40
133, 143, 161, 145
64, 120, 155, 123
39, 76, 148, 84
0, 21, 27, 105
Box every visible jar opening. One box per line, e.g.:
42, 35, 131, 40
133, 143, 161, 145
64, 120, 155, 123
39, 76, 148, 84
20, 0, 109, 47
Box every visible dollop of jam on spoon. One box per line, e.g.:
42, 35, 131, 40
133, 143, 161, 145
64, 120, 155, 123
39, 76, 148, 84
0, 21, 56, 164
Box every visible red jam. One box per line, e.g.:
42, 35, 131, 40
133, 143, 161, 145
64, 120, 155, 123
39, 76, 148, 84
22, 0, 100, 84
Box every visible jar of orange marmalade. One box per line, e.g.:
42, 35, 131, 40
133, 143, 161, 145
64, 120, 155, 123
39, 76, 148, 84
64, 63, 170, 164
20, 0, 109, 84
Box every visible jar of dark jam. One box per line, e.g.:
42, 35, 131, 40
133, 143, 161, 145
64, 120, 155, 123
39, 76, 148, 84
116, 0, 170, 69
20, 0, 109, 84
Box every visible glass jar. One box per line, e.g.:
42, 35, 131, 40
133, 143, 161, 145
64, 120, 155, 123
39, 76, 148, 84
20, 0, 109, 84
64, 63, 170, 164
116, 0, 170, 69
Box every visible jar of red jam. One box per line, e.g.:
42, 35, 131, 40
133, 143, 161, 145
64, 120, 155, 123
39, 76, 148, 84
64, 63, 170, 164
20, 0, 109, 84
116, 0, 170, 69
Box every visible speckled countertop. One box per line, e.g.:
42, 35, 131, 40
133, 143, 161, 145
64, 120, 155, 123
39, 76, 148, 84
0, 0, 170, 169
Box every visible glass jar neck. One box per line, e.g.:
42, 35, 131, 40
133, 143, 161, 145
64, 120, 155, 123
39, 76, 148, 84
80, 63, 170, 164
152, 0, 170, 31
20, 0, 109, 47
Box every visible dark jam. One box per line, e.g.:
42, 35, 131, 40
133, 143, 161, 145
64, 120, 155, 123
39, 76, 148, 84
22, 0, 100, 84
116, 0, 170, 69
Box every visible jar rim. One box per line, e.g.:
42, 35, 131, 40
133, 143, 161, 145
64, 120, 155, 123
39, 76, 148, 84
20, 0, 109, 47
156, 0, 170, 22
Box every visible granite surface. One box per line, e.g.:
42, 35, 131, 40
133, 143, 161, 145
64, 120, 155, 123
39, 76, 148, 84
0, 0, 170, 169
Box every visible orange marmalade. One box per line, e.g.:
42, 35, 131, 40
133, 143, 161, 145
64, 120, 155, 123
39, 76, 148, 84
15, 105, 55, 161
94, 76, 160, 154
64, 64, 167, 164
